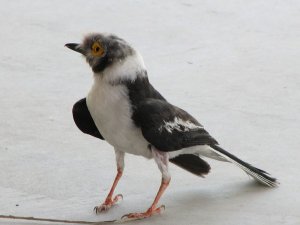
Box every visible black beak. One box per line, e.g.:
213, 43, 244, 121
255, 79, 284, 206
65, 43, 85, 55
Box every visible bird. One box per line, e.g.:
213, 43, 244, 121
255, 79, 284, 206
65, 33, 278, 220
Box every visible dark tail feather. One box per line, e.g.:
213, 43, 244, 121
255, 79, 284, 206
170, 154, 211, 177
210, 145, 279, 187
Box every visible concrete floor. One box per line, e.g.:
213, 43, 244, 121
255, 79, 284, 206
0, 0, 299, 224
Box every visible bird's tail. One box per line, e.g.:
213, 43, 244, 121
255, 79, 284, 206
209, 145, 279, 187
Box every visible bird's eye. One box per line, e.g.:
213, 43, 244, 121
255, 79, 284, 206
92, 42, 105, 57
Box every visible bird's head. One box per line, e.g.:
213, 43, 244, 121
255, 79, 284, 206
65, 33, 145, 79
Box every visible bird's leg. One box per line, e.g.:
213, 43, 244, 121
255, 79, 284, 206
122, 147, 170, 220
94, 150, 124, 213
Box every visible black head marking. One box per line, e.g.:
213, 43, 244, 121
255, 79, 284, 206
80, 33, 134, 73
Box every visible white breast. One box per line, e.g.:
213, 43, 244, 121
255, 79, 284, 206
86, 76, 152, 159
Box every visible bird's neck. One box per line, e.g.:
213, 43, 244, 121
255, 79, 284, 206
93, 51, 147, 85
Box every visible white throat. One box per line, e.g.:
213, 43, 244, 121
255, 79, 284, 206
96, 51, 147, 84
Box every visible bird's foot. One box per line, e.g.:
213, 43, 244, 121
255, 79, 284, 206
94, 194, 123, 213
121, 205, 165, 221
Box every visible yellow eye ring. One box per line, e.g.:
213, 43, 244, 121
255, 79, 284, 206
91, 42, 105, 57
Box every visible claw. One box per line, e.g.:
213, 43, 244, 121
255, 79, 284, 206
121, 205, 165, 221
94, 194, 123, 214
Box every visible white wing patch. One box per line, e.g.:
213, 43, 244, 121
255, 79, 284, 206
159, 117, 203, 133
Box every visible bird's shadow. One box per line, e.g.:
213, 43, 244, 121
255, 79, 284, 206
117, 180, 278, 224
166, 180, 276, 209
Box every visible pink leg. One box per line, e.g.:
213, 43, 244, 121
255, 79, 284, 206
122, 147, 170, 220
94, 151, 124, 213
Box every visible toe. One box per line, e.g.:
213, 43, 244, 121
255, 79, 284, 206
94, 203, 111, 214
112, 194, 123, 204
94, 194, 123, 214
121, 205, 165, 221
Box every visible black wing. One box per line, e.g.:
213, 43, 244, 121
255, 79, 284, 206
72, 98, 104, 140
169, 154, 211, 176
132, 99, 218, 151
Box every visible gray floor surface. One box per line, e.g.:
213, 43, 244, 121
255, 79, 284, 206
1, 1, 299, 224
